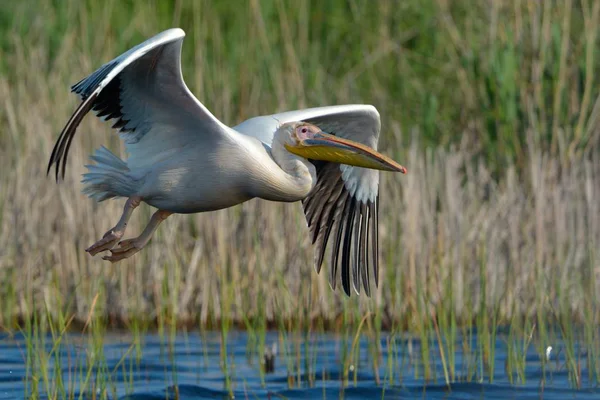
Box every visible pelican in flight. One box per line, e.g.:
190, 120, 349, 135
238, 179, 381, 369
47, 28, 407, 296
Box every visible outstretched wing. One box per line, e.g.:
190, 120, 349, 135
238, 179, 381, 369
48, 28, 230, 180
234, 105, 382, 296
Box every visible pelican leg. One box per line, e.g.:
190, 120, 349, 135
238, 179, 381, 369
102, 210, 172, 263
86, 196, 142, 256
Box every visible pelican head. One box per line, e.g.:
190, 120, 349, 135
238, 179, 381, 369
281, 122, 407, 173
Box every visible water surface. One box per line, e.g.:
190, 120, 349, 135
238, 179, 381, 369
0, 330, 597, 399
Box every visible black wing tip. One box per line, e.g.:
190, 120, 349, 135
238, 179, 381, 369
359, 203, 371, 297
48, 74, 101, 182
45, 159, 53, 177
46, 151, 65, 183
47, 91, 99, 184
341, 196, 378, 298
46, 142, 62, 182
341, 198, 356, 297
374, 195, 380, 287
342, 282, 352, 296
303, 162, 380, 298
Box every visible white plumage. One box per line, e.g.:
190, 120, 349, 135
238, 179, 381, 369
47, 28, 407, 296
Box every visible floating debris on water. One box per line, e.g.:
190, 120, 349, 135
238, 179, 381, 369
263, 342, 277, 374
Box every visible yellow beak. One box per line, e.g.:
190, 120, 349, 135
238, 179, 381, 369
285, 131, 407, 173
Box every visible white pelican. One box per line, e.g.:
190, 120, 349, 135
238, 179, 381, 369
47, 28, 407, 296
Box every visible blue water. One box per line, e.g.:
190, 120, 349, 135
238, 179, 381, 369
0, 330, 598, 399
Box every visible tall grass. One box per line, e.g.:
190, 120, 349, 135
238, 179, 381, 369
0, 0, 599, 354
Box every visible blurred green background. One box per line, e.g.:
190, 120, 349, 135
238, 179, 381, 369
4, 0, 599, 166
